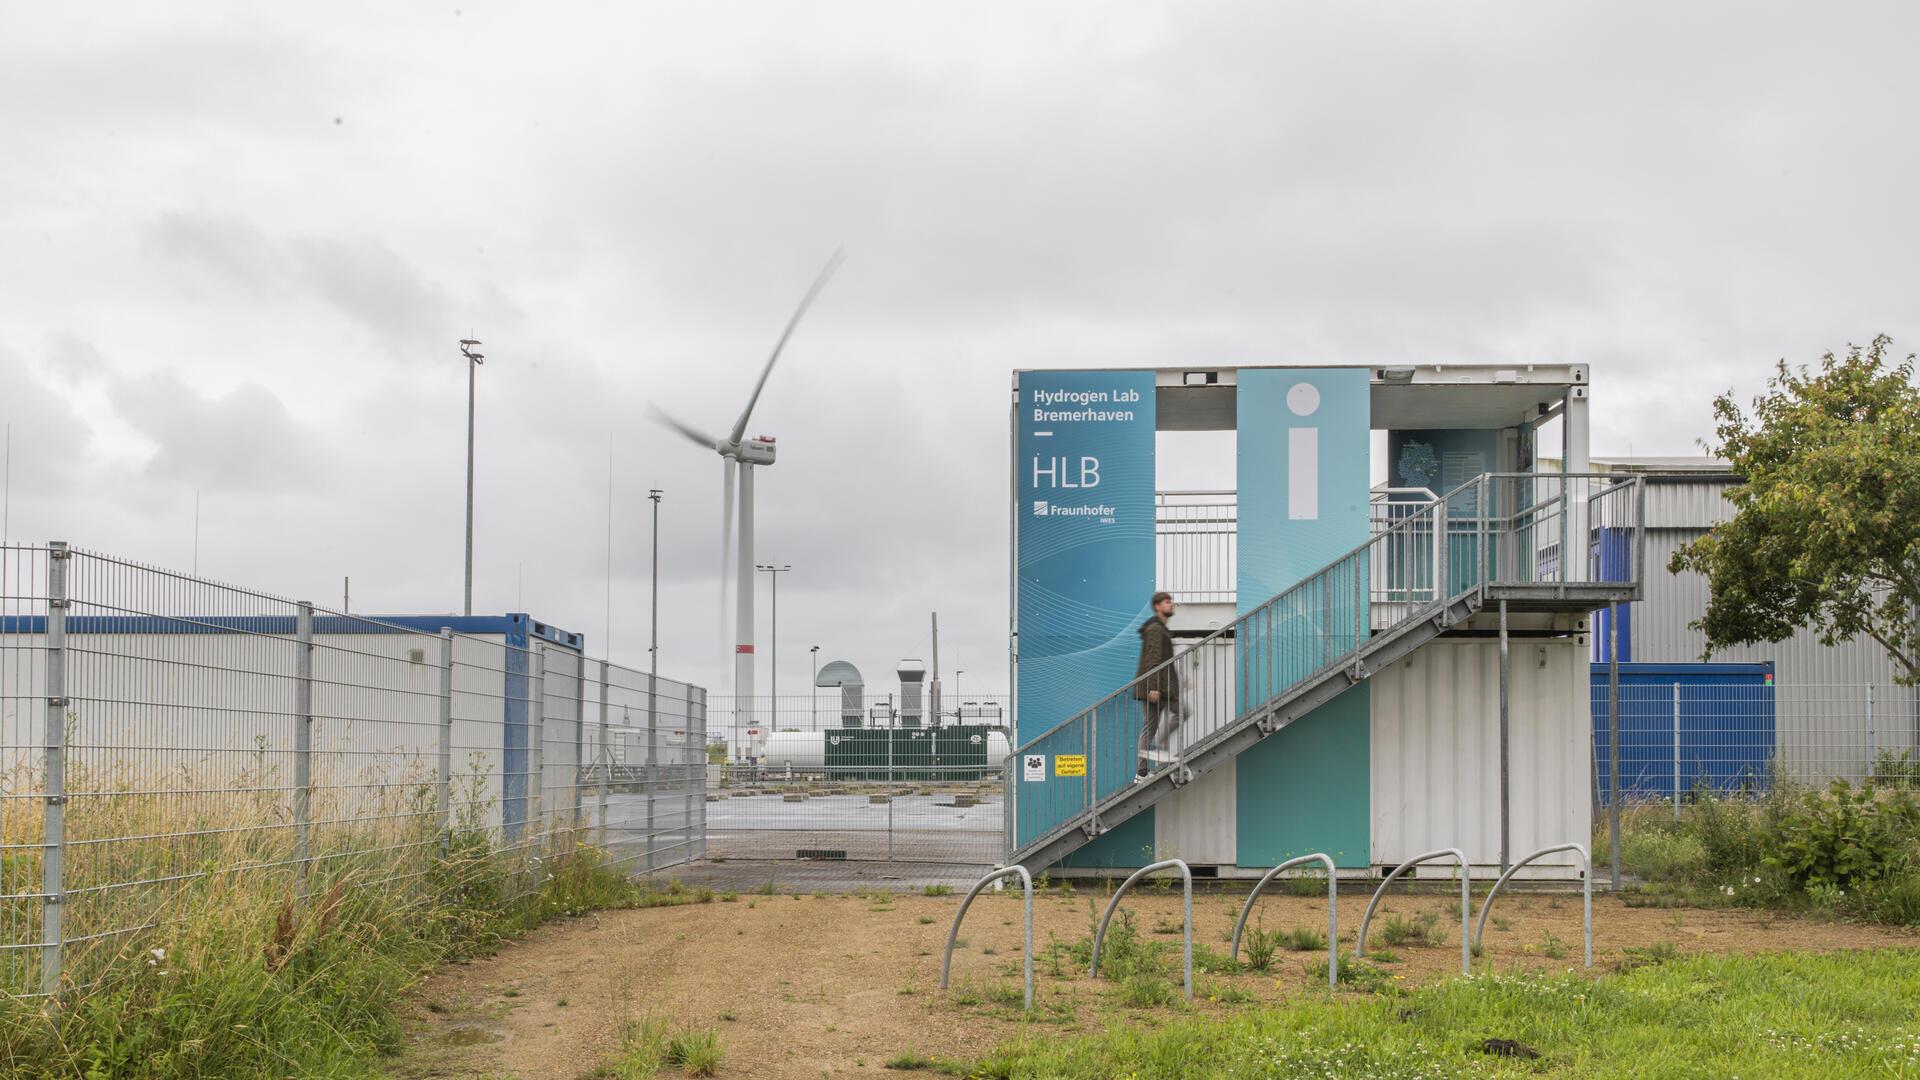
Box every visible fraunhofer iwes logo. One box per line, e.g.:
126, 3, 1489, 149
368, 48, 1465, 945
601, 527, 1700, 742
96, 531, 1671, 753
1032, 500, 1049, 516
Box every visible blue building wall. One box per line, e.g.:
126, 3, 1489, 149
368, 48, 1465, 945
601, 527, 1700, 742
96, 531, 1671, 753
1590, 526, 1636, 661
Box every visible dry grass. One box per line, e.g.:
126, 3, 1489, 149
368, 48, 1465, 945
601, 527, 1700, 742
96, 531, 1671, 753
1, 744, 543, 996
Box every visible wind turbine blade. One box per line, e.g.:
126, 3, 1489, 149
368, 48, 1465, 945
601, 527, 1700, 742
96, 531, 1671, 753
648, 405, 725, 450
727, 248, 846, 447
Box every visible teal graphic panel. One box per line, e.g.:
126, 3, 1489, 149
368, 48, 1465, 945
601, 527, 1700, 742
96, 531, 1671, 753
1235, 683, 1372, 867
1061, 812, 1156, 870
1233, 368, 1372, 866
1015, 370, 1157, 852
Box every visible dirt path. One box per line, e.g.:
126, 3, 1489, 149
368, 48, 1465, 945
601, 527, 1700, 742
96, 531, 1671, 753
387, 886, 1917, 1079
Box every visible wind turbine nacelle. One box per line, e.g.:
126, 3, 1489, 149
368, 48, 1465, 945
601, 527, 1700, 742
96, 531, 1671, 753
738, 436, 777, 465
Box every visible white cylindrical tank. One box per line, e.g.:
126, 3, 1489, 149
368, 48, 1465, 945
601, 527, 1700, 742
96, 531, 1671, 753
757, 729, 1010, 771
985, 731, 1010, 769
761, 730, 827, 769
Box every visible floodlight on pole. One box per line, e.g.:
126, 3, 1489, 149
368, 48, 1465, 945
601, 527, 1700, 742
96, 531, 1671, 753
459, 339, 485, 616
810, 645, 821, 731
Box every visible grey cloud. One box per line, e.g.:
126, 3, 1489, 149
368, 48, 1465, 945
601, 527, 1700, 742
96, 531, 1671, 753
0, 343, 93, 512
147, 212, 463, 360
108, 369, 320, 494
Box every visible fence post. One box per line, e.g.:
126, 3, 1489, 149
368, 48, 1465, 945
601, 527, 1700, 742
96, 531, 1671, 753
40, 542, 69, 997
438, 628, 454, 851
646, 669, 659, 874
1672, 682, 1681, 822
530, 649, 546, 849
1866, 684, 1875, 780
598, 659, 610, 848
886, 717, 895, 862
690, 683, 704, 862
294, 600, 314, 897
572, 658, 585, 842
1607, 600, 1620, 892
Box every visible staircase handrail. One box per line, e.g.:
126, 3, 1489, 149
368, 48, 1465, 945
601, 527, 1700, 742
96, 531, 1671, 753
1013, 471, 1639, 762
1012, 486, 1449, 762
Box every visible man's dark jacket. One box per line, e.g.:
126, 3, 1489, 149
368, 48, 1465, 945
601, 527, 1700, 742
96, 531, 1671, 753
1132, 614, 1177, 702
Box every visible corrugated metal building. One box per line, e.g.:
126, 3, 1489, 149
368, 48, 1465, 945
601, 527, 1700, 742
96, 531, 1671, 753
1587, 459, 1919, 782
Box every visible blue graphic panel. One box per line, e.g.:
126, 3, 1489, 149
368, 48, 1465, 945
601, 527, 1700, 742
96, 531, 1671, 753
1233, 368, 1373, 867
1015, 370, 1157, 851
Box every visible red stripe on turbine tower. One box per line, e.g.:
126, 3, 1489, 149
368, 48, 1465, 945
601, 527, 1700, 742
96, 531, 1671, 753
736, 644, 755, 653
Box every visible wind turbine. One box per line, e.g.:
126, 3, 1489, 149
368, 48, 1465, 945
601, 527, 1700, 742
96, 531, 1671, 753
650, 251, 844, 761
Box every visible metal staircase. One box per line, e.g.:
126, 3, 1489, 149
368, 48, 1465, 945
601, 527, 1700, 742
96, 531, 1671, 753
1009, 472, 1646, 870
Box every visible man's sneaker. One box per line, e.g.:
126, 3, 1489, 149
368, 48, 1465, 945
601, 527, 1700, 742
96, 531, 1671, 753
1133, 771, 1150, 785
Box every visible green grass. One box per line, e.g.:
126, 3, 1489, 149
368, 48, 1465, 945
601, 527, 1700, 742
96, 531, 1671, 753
592, 1017, 725, 1079
884, 1050, 966, 1074
968, 950, 1920, 1078
1276, 925, 1328, 952
1116, 972, 1179, 1008
664, 1027, 725, 1076
1240, 927, 1278, 972
1375, 911, 1444, 948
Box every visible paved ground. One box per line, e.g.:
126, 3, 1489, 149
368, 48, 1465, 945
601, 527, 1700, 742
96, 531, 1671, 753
703, 787, 1003, 863
663, 857, 993, 893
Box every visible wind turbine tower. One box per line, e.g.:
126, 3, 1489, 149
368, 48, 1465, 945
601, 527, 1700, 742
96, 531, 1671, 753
651, 251, 844, 760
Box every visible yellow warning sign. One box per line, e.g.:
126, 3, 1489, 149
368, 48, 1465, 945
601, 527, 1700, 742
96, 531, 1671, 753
1054, 754, 1086, 777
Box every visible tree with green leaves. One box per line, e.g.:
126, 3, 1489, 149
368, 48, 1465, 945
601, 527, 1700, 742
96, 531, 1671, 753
1670, 335, 1920, 685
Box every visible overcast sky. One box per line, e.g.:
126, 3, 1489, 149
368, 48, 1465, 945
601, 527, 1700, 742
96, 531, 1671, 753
3, 2, 1916, 702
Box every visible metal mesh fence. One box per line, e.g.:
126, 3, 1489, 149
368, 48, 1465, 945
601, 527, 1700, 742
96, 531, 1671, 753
0, 541, 705, 998
698, 694, 1010, 865
1591, 677, 1920, 806
706, 693, 1009, 732
704, 763, 1004, 865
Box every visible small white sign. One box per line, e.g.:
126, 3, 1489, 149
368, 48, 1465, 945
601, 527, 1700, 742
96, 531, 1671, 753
1023, 754, 1046, 782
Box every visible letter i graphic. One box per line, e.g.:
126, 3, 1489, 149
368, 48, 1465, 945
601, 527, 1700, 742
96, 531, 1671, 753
1287, 382, 1320, 520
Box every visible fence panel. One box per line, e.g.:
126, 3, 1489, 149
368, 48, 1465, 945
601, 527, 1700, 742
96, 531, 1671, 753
706, 759, 1003, 865
1591, 677, 1920, 804
0, 542, 706, 998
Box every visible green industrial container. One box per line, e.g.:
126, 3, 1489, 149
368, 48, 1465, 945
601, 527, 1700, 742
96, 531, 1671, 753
821, 725, 994, 781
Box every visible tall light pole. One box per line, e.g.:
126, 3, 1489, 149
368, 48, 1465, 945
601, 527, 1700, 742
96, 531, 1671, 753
810, 645, 821, 731
647, 489, 662, 846
459, 339, 484, 616
955, 669, 965, 717
756, 563, 791, 730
